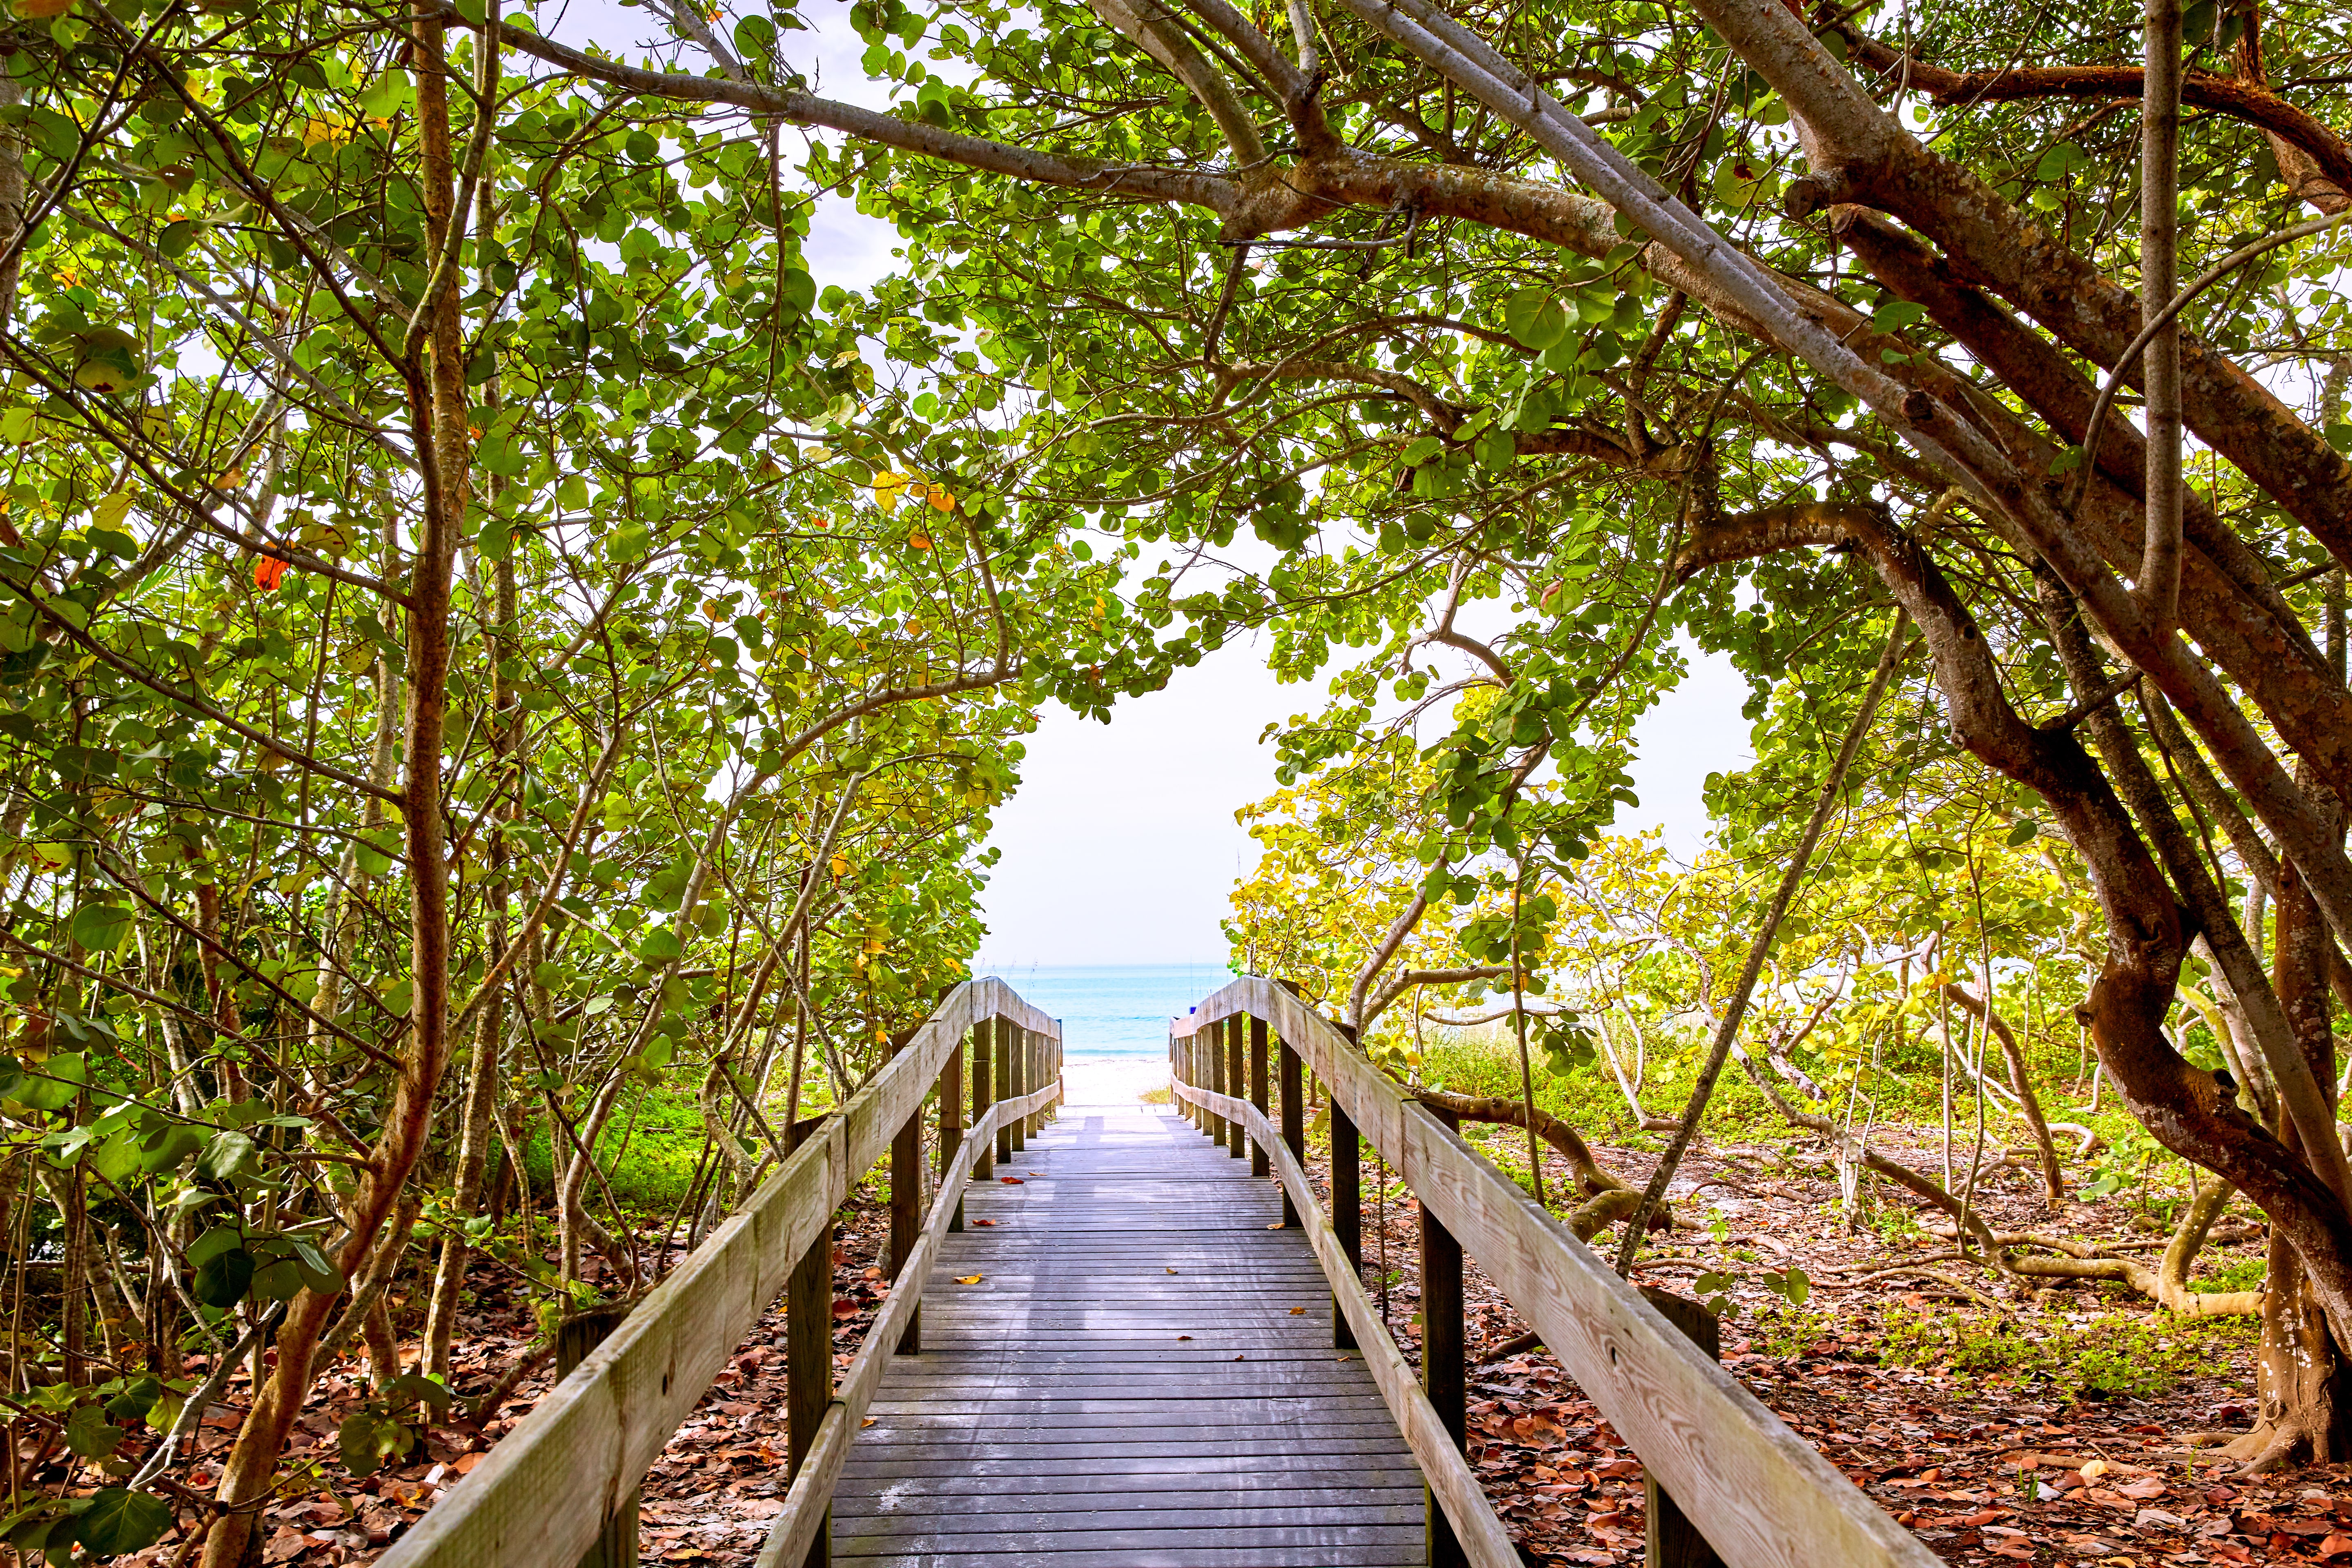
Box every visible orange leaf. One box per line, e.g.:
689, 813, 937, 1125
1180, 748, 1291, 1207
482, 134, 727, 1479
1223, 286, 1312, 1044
254, 555, 288, 590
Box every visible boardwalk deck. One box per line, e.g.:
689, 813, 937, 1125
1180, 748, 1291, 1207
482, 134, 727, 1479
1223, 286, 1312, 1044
832, 1091, 1426, 1567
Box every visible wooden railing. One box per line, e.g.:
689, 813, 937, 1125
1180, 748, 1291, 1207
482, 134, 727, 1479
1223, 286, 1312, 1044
383, 978, 1063, 1568
1169, 975, 1938, 1568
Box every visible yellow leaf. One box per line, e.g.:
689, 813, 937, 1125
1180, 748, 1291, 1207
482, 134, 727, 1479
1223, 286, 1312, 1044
1289, 1307, 1305, 1315
953, 1275, 982, 1285
829, 854, 849, 877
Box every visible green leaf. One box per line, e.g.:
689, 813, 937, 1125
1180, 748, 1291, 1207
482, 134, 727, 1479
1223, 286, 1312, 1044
732, 13, 775, 57
1501, 287, 1569, 352
65, 1402, 123, 1460
76, 1490, 171, 1558
286, 1237, 344, 1296
15, 1054, 85, 1111
192, 1246, 254, 1308
635, 925, 684, 964
359, 67, 412, 118
197, 1129, 256, 1180
67, 901, 133, 952
137, 1122, 205, 1173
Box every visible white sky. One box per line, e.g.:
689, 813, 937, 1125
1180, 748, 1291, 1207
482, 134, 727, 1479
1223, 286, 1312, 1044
971, 639, 1753, 967
538, 0, 1757, 967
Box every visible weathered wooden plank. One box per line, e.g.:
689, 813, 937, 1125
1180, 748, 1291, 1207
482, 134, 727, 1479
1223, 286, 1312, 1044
831, 1503, 1425, 1532
1192, 978, 1940, 1568
836, 1548, 1427, 1568
835, 1522, 1424, 1553
835, 1455, 1425, 1482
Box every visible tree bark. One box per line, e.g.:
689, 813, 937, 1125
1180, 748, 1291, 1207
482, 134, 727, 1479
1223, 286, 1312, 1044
198, 7, 473, 1561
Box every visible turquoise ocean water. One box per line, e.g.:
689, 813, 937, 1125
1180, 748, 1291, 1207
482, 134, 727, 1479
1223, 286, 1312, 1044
971, 962, 1236, 1058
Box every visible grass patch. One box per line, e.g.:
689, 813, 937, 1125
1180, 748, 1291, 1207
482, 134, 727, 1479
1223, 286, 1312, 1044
1875, 1305, 2253, 1401
1136, 1082, 1172, 1105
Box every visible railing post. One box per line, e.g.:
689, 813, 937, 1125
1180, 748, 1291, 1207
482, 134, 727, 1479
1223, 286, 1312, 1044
1027, 1024, 1040, 1138
1248, 1014, 1270, 1179
941, 1022, 965, 1234
996, 1019, 1017, 1163
888, 1024, 923, 1356
1187, 1031, 1203, 1129
972, 1016, 996, 1180
1331, 1022, 1359, 1352
1225, 1015, 1245, 1160
1017, 1026, 1031, 1139
1421, 1105, 1466, 1568
1207, 1018, 1227, 1148
1278, 1029, 1303, 1229
784, 1118, 831, 1568
1641, 1289, 1728, 1568
556, 1307, 637, 1568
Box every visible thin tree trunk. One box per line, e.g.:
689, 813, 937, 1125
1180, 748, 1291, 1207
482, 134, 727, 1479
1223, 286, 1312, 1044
198, 7, 478, 1560
1614, 620, 1908, 1268
1941, 984, 2066, 1201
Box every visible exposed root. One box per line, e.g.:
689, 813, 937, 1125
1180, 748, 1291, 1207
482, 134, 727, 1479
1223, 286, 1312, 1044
1407, 1087, 1672, 1231
2223, 1421, 2306, 1475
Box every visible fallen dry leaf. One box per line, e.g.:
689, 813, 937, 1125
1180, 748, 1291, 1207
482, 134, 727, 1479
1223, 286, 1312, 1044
1289, 1307, 1305, 1315
999, 1177, 1024, 1184
953, 1275, 982, 1285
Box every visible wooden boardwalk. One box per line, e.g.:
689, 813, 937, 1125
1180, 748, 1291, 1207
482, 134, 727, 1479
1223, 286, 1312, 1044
831, 1090, 1427, 1566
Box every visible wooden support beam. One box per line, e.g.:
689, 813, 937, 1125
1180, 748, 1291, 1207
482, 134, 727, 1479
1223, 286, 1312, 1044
1421, 1104, 1466, 1568
1225, 1016, 1245, 1160
757, 1079, 1061, 1568
994, 1018, 1015, 1165
971, 1016, 995, 1181
1249, 1014, 1270, 1180
785, 1123, 832, 1568
1278, 1030, 1303, 1229
1332, 1021, 1361, 1353
555, 1309, 637, 1568
1643, 1289, 1728, 1568
1009, 1025, 1027, 1154
1208, 1020, 1227, 1147
940, 1027, 964, 1235
381, 979, 1060, 1568
888, 1025, 922, 1356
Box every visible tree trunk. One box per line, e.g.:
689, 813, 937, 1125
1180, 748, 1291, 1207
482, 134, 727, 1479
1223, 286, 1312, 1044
197, 7, 474, 1561
2230, 848, 2352, 1468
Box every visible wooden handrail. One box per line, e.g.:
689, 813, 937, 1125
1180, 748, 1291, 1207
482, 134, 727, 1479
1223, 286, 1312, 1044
384, 978, 1060, 1568
1171, 1078, 1519, 1568
1174, 976, 1939, 1568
